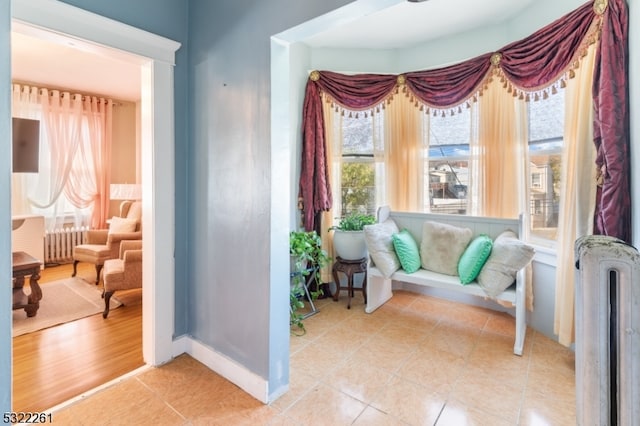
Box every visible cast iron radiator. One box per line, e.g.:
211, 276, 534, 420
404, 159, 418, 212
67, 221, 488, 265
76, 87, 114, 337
575, 235, 640, 425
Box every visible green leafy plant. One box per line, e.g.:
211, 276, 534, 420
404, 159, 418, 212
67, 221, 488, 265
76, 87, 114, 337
328, 212, 376, 232
289, 230, 331, 335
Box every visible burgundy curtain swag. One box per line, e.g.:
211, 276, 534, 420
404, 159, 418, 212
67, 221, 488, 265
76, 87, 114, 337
299, 0, 629, 243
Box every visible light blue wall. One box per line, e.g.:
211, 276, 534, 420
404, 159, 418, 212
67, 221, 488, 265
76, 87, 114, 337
187, 0, 352, 398
1, 0, 11, 412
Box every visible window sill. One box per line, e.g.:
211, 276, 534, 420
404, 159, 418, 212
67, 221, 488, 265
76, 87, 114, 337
530, 243, 557, 267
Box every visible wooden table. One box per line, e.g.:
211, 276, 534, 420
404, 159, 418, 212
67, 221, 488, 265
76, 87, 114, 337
13, 251, 43, 317
332, 257, 367, 309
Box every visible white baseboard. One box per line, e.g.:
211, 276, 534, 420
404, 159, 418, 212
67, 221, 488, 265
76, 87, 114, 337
172, 335, 269, 403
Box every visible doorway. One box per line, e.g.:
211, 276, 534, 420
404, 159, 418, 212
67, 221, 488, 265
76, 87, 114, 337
8, 0, 178, 406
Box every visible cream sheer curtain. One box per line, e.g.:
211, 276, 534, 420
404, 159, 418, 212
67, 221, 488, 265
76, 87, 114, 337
63, 94, 113, 228
469, 79, 533, 309
320, 96, 340, 283
384, 94, 424, 212
471, 79, 528, 218
554, 44, 597, 346
11, 84, 113, 230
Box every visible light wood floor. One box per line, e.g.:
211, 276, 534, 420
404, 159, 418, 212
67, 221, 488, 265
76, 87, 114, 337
12, 263, 143, 412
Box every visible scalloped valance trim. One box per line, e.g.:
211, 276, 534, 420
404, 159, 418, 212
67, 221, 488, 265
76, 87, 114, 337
307, 0, 602, 118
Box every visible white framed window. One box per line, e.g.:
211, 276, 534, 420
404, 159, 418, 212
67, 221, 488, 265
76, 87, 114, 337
338, 112, 380, 216
335, 86, 565, 245
528, 88, 564, 242
427, 108, 472, 214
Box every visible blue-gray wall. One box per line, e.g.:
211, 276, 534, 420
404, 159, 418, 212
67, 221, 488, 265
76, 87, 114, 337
186, 0, 351, 393
1, 0, 11, 411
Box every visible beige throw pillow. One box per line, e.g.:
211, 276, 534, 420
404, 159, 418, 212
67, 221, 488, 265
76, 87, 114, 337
477, 230, 535, 298
420, 221, 473, 276
109, 216, 137, 234
363, 219, 401, 278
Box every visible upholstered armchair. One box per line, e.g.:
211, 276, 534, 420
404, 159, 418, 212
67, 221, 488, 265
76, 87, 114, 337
72, 200, 142, 284
102, 239, 142, 318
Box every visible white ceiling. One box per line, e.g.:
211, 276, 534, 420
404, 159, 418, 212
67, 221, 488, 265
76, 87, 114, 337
301, 0, 536, 49
11, 0, 536, 101
11, 27, 142, 102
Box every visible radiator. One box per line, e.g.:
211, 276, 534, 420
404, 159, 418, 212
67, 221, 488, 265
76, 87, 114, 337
44, 226, 88, 264
12, 214, 45, 266
575, 235, 640, 426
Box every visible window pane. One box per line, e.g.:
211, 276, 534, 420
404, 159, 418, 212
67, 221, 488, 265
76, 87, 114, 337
528, 88, 564, 241
342, 114, 374, 155
428, 160, 468, 214
428, 108, 471, 214
340, 161, 376, 216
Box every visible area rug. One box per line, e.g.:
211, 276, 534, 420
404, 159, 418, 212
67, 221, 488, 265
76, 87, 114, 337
12, 277, 122, 337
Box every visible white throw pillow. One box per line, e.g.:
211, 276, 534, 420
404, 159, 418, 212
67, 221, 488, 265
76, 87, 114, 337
363, 219, 401, 278
109, 216, 137, 234
477, 230, 535, 298
420, 221, 473, 276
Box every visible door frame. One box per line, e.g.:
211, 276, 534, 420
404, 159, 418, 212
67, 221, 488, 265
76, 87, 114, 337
11, 0, 180, 366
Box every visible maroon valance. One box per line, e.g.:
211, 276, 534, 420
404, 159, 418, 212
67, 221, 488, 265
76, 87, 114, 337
299, 0, 630, 243
498, 2, 596, 90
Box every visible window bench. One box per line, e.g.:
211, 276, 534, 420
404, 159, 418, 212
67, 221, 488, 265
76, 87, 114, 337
365, 206, 528, 356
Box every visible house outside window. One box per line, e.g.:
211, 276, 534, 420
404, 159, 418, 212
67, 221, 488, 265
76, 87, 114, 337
427, 108, 471, 214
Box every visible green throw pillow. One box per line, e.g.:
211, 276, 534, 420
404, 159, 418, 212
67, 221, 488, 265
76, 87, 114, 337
392, 229, 421, 273
458, 234, 493, 284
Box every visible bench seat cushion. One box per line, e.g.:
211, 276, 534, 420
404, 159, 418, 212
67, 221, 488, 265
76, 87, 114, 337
370, 264, 517, 303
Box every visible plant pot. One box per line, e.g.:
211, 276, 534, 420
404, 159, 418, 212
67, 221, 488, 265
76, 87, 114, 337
332, 230, 368, 260
290, 255, 308, 273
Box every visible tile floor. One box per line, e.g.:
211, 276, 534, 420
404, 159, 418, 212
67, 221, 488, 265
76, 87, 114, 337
49, 290, 575, 425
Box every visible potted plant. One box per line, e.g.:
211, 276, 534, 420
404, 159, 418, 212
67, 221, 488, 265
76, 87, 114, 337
328, 212, 376, 260
289, 230, 331, 334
